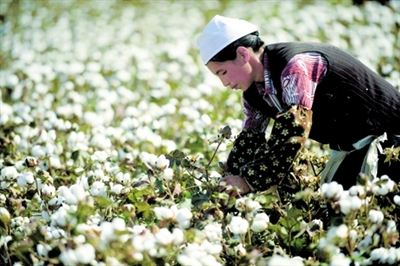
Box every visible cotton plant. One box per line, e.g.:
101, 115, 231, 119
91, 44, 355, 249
1, 0, 400, 265
318, 176, 400, 265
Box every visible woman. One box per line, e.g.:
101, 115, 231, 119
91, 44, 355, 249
196, 15, 400, 196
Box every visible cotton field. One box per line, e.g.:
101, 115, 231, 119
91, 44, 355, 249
1, 0, 400, 265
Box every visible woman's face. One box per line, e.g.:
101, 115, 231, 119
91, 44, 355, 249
206, 48, 254, 91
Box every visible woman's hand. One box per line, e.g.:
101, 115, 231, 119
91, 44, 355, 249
220, 175, 250, 197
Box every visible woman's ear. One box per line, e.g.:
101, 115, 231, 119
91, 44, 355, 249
236, 46, 250, 62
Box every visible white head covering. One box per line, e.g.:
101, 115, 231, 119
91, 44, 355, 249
196, 15, 258, 65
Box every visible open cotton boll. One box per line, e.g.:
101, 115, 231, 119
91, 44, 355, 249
110, 183, 124, 195
89, 181, 107, 197
329, 253, 351, 266
116, 172, 131, 185
268, 255, 304, 266
394, 195, 400, 206
0, 166, 19, 181
251, 213, 270, 232
321, 181, 343, 200
69, 184, 86, 202
371, 175, 395, 196
17, 171, 34, 187
155, 154, 169, 169
161, 168, 174, 181
153, 206, 174, 221
175, 208, 193, 229
203, 223, 223, 242
155, 228, 174, 246
74, 243, 96, 264
368, 210, 384, 224
338, 192, 362, 215
90, 150, 109, 163
228, 216, 249, 235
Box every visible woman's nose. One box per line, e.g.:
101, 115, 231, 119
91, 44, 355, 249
221, 78, 230, 87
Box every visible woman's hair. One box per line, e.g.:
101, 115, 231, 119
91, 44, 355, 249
209, 31, 265, 62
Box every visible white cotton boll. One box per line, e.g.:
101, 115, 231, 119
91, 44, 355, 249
1, 166, 19, 181
90, 133, 113, 150
41, 184, 56, 197
51, 207, 68, 227
36, 243, 50, 258
91, 169, 105, 181
155, 228, 174, 246
327, 224, 348, 241
372, 175, 395, 196
368, 210, 384, 224
330, 253, 351, 266
386, 247, 398, 265
172, 228, 185, 245
31, 145, 47, 159
49, 156, 62, 169
6, 73, 19, 87
370, 247, 386, 262
177, 254, 202, 266
59, 249, 77, 265
175, 208, 192, 229
269, 255, 304, 266
386, 220, 397, 234
48, 196, 64, 206
1, 181, 10, 189
251, 212, 270, 232
132, 235, 146, 252
349, 185, 366, 197
17, 158, 30, 170
0, 207, 10, 225
0, 194, 6, 205
338, 193, 362, 215
104, 162, 120, 175
116, 172, 131, 185
50, 226, 66, 239
90, 181, 107, 197
74, 235, 86, 245
91, 150, 109, 163
74, 243, 96, 264
228, 216, 249, 235
235, 198, 246, 212
67, 131, 88, 151
140, 152, 157, 166
153, 206, 174, 221
321, 181, 343, 200
235, 243, 246, 257
349, 229, 358, 244
394, 195, 400, 206
335, 224, 349, 239
132, 252, 143, 261
110, 183, 124, 195
204, 223, 222, 242
17, 171, 35, 187
155, 155, 169, 169
246, 199, 262, 213
199, 255, 222, 266
70, 184, 86, 202
41, 211, 51, 222
161, 168, 174, 181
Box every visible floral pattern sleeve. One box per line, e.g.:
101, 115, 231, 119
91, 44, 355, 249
228, 104, 312, 191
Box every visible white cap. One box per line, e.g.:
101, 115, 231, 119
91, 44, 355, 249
196, 15, 258, 65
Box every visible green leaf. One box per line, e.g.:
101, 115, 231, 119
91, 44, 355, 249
155, 178, 165, 194
192, 191, 210, 207
136, 201, 151, 213
71, 150, 80, 162
212, 191, 229, 200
